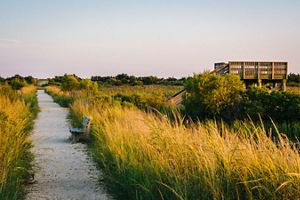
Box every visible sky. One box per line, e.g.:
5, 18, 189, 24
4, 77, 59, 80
0, 0, 299, 78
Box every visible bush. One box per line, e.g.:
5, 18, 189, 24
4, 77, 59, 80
61, 75, 80, 91
288, 73, 300, 84
10, 78, 26, 90
79, 79, 98, 94
183, 73, 245, 121
183, 74, 300, 124
242, 87, 300, 122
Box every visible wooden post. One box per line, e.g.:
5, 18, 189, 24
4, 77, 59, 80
272, 62, 275, 79
257, 62, 260, 80
258, 79, 262, 88
282, 79, 287, 91
286, 62, 288, 79
242, 62, 245, 79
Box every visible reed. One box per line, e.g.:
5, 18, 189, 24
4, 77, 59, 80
69, 98, 300, 200
0, 85, 37, 200
46, 85, 300, 199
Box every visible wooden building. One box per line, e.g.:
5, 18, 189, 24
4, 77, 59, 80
214, 61, 288, 90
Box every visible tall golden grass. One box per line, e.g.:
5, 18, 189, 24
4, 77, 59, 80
69, 98, 300, 199
45, 85, 180, 111
98, 85, 183, 97
0, 85, 37, 199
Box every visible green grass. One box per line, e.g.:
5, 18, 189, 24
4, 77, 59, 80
45, 86, 74, 107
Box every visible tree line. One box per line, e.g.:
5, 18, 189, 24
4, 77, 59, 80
1, 72, 299, 90
0, 74, 37, 90
287, 73, 300, 86
91, 74, 186, 86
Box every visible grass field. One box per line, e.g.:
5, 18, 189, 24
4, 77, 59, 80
46, 85, 182, 112
0, 85, 38, 200
287, 86, 300, 96
98, 85, 182, 97
46, 85, 300, 200
71, 97, 300, 199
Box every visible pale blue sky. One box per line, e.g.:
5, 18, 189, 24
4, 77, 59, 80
0, 0, 299, 78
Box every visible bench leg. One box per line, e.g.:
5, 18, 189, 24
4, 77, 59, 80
71, 134, 86, 143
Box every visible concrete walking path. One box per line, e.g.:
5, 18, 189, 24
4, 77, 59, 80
26, 90, 111, 200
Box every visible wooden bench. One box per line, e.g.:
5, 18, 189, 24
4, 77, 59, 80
69, 116, 91, 142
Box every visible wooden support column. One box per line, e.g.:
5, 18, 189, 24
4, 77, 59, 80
272, 62, 275, 80
286, 63, 289, 79
242, 62, 245, 79
257, 62, 260, 80
258, 79, 262, 88
282, 79, 287, 91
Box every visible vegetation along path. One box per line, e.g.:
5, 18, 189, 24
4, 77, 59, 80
26, 90, 111, 200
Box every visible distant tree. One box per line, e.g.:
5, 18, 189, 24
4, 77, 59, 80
52, 76, 65, 84
61, 75, 80, 91
24, 76, 36, 84
116, 73, 130, 84
6, 74, 25, 82
140, 76, 160, 85
242, 86, 300, 122
4, 74, 27, 90
132, 80, 143, 86
10, 78, 26, 90
288, 73, 300, 83
79, 79, 98, 94
91, 74, 184, 86
129, 75, 137, 85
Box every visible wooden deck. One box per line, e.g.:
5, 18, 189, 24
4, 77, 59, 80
215, 61, 288, 80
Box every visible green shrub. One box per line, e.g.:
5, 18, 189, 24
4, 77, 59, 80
10, 79, 26, 90
183, 74, 300, 123
183, 73, 245, 121
61, 75, 80, 91
242, 87, 300, 122
79, 79, 98, 94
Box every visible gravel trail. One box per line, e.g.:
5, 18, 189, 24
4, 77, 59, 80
26, 90, 111, 200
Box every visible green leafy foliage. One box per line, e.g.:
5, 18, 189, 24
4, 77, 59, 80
183, 73, 245, 121
288, 73, 300, 84
184, 73, 300, 123
79, 79, 98, 93
242, 87, 300, 122
61, 75, 80, 91
10, 78, 26, 90
4, 75, 38, 89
